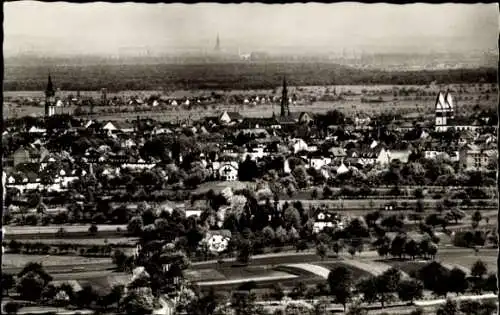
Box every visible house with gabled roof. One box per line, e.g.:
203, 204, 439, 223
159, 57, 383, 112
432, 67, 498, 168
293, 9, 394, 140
103, 121, 135, 134
219, 111, 244, 125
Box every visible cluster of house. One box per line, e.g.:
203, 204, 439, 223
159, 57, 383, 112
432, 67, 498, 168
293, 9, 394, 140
4, 97, 497, 196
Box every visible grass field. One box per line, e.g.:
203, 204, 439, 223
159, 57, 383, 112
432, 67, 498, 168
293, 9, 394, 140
4, 224, 127, 234
317, 261, 373, 280
437, 252, 497, 272
8, 237, 138, 247
2, 253, 112, 268
379, 260, 429, 276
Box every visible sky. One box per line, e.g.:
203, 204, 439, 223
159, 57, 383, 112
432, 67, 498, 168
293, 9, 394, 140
4, 2, 499, 57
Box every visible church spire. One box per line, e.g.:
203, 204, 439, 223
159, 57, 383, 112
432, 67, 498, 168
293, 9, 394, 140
45, 73, 56, 117
280, 76, 289, 117
45, 74, 55, 98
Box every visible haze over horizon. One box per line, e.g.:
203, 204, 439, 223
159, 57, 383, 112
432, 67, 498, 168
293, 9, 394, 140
4, 2, 499, 58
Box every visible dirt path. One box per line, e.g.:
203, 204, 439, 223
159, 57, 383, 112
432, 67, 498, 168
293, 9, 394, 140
283, 263, 332, 279
196, 274, 298, 286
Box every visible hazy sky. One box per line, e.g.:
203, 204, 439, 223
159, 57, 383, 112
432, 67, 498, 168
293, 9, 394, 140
4, 2, 499, 56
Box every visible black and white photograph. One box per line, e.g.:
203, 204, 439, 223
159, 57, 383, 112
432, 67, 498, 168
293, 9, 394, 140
2, 2, 499, 315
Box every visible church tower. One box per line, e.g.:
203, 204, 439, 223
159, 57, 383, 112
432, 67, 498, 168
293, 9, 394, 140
45, 74, 56, 117
434, 90, 454, 132
280, 76, 290, 117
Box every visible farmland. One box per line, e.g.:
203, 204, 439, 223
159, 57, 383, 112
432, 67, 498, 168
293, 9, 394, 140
2, 253, 112, 269
4, 80, 497, 120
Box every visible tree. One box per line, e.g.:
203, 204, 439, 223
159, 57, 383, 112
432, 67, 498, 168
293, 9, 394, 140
471, 211, 482, 229
415, 199, 424, 213
17, 272, 45, 301
417, 262, 450, 297
3, 302, 20, 315
356, 277, 378, 305
292, 166, 309, 189
390, 234, 407, 258
459, 300, 482, 315
121, 288, 155, 315
88, 224, 98, 235
448, 268, 468, 296
471, 260, 487, 278
17, 262, 52, 284
480, 300, 498, 315
75, 284, 99, 308
328, 266, 353, 312
283, 206, 301, 229
231, 291, 265, 315
237, 240, 252, 265
322, 186, 332, 199
2, 273, 15, 296
269, 283, 285, 301
376, 268, 401, 307
289, 282, 307, 300
112, 250, 130, 272
106, 285, 125, 310
316, 243, 327, 260
436, 299, 458, 315
127, 216, 144, 236
484, 273, 498, 294
397, 279, 423, 303
404, 239, 419, 260
311, 188, 319, 200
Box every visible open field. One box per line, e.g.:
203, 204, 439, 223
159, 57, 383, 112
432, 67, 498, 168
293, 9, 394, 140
3, 224, 128, 240
4, 224, 127, 235
4, 79, 496, 120
6, 237, 138, 246
2, 253, 112, 268
437, 252, 497, 272
6, 96, 495, 121
379, 260, 431, 276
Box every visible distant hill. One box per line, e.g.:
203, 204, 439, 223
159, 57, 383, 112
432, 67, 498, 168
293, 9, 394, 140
3, 61, 497, 91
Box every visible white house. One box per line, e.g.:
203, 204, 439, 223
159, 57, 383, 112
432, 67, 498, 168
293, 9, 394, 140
313, 212, 338, 234
336, 163, 349, 175
309, 157, 332, 170
388, 150, 411, 164
219, 111, 243, 125
218, 162, 239, 181
28, 126, 47, 134
291, 138, 309, 154
200, 230, 232, 253
103, 122, 118, 133
376, 148, 391, 166
103, 121, 134, 134
284, 159, 292, 174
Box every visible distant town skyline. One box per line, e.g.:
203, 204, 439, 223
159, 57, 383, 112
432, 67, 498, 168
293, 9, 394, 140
4, 2, 499, 57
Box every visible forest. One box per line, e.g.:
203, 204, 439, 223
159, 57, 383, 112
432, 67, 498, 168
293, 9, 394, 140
3, 62, 497, 91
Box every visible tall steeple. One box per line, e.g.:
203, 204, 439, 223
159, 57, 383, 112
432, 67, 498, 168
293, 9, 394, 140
215, 33, 220, 52
45, 74, 56, 117
280, 76, 289, 117
45, 74, 55, 98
